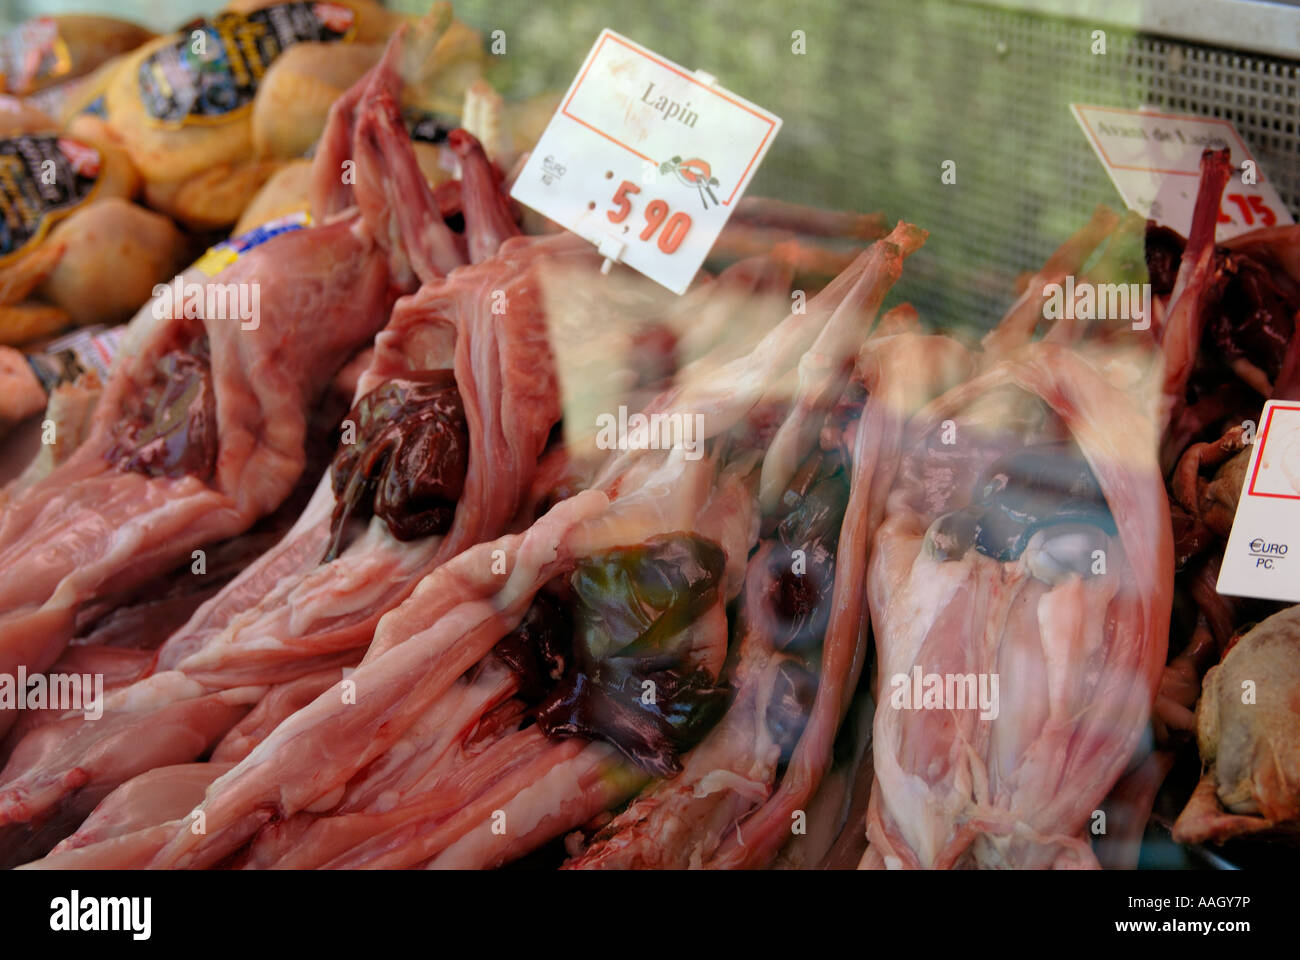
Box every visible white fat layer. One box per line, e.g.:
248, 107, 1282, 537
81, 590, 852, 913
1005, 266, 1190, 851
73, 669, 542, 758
692, 770, 770, 804
104, 671, 208, 712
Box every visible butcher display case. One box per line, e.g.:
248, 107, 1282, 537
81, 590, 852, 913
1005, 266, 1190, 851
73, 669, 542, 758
0, 0, 1297, 898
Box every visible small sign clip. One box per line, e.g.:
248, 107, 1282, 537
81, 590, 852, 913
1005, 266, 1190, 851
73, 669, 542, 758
597, 236, 626, 275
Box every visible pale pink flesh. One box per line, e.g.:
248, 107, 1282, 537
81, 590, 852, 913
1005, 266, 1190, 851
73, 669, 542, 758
6, 205, 1040, 872
52, 762, 234, 853
672, 252, 796, 376
116, 445, 744, 867
0, 243, 580, 859
707, 335, 971, 869
135, 493, 610, 868
211, 668, 347, 764
255, 459, 753, 871
351, 74, 464, 285
861, 344, 1172, 869
0, 38, 451, 725
367, 233, 942, 871
1095, 750, 1176, 869
759, 223, 927, 511
239, 665, 522, 868
426, 741, 632, 871
0, 234, 593, 862
566, 272, 965, 870
448, 128, 521, 264
0, 678, 258, 868
0, 645, 154, 755
0, 37, 548, 859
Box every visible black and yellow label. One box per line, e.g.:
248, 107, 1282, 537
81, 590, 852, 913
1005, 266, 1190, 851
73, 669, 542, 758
138, 2, 357, 127
0, 136, 101, 265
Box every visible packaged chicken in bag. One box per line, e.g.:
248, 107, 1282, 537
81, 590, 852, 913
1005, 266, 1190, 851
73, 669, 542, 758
94, 0, 482, 230
0, 99, 188, 345
0, 323, 123, 459
0, 15, 153, 99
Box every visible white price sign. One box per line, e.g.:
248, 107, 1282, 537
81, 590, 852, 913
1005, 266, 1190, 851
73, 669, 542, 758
511, 29, 782, 294
1218, 401, 1300, 603
1071, 104, 1293, 241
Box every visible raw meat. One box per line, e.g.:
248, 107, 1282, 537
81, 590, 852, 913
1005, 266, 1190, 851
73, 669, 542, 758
1, 64, 583, 863
568, 229, 968, 869
0, 37, 423, 732
861, 343, 1173, 869
248, 227, 927, 872
25, 763, 233, 869
28, 223, 918, 870
980, 205, 1121, 362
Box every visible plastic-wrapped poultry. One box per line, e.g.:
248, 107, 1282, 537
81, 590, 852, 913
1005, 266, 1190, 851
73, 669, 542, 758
0, 99, 188, 345
92, 0, 482, 229
250, 5, 482, 161
1173, 605, 1300, 845
0, 15, 153, 98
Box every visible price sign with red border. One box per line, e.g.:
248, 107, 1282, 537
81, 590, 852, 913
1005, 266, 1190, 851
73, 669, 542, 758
1071, 104, 1293, 241
511, 29, 782, 294
1218, 401, 1300, 603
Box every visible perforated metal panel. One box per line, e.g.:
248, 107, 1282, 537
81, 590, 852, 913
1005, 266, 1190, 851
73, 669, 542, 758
808, 0, 1300, 333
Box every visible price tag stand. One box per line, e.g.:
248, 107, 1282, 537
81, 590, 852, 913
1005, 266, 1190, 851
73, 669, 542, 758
511, 30, 782, 294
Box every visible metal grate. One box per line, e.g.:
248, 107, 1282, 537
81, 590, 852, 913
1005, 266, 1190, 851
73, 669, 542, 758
825, 0, 1300, 333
